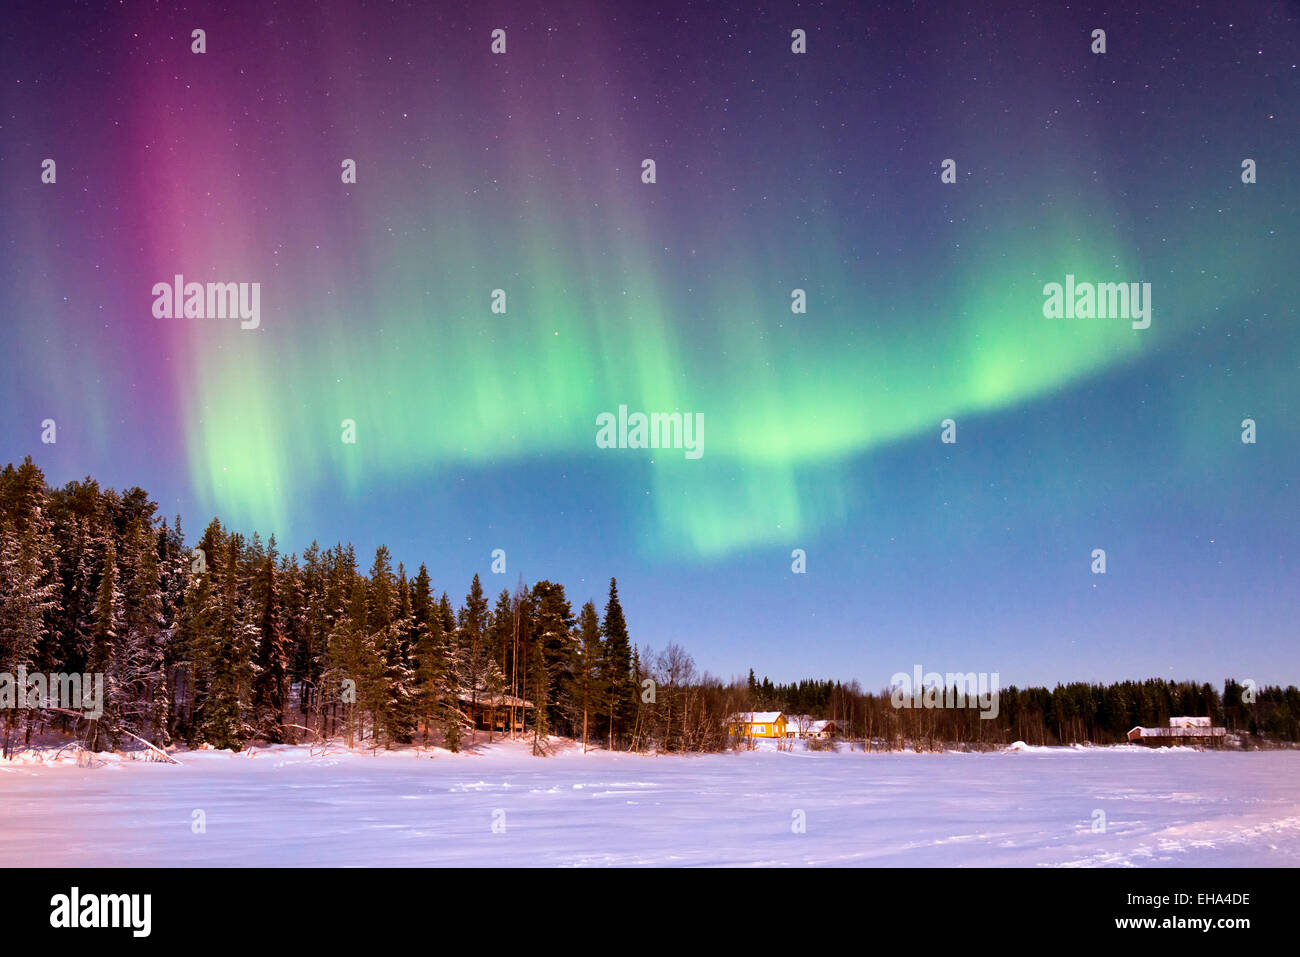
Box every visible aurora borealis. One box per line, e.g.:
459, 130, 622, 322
1, 1, 1296, 686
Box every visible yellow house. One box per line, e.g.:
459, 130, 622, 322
729, 711, 788, 738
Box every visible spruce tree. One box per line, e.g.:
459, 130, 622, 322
438, 592, 462, 749
251, 550, 289, 742
380, 567, 416, 748
358, 546, 402, 747
489, 587, 515, 727
410, 564, 444, 745
530, 639, 549, 756
0, 459, 59, 753
531, 580, 576, 737
122, 518, 169, 745
575, 601, 604, 751
277, 552, 307, 733
86, 541, 123, 751
601, 578, 633, 747
189, 525, 246, 751
459, 573, 489, 743
325, 575, 372, 748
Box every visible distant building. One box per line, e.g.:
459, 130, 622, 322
783, 716, 840, 739
729, 712, 787, 739
784, 714, 815, 738
1127, 716, 1225, 746
456, 693, 534, 734
810, 719, 841, 739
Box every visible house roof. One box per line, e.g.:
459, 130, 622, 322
457, 693, 534, 709
732, 711, 784, 724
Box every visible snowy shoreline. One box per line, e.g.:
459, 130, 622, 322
2, 739, 1297, 867
2, 734, 1283, 767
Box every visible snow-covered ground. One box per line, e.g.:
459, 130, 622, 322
2, 739, 1297, 866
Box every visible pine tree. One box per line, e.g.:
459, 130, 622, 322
157, 515, 190, 741
277, 551, 307, 735
488, 588, 515, 737
575, 600, 604, 751
294, 541, 327, 722
0, 458, 60, 753
52, 517, 96, 682
395, 565, 415, 668
629, 645, 645, 751
443, 701, 463, 753
410, 564, 447, 746
530, 639, 549, 756
231, 536, 262, 745
121, 518, 169, 745
178, 524, 215, 743
509, 581, 531, 737
187, 522, 247, 751
532, 580, 576, 737
601, 578, 633, 748
86, 541, 123, 751
324, 575, 371, 749
380, 563, 416, 745
251, 548, 289, 742
437, 592, 462, 750
480, 658, 506, 743
459, 573, 489, 743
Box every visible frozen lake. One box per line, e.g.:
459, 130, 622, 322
2, 741, 1297, 867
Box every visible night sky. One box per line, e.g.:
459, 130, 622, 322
2, 1, 1296, 687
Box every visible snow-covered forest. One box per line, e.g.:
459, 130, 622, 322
2, 456, 1297, 761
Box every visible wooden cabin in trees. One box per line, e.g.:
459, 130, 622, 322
456, 693, 535, 734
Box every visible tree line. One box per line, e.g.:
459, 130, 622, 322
0, 457, 665, 756
743, 673, 1300, 748
2, 457, 1294, 757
